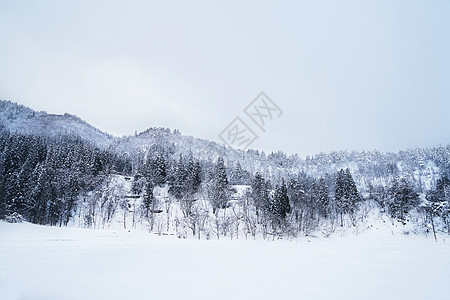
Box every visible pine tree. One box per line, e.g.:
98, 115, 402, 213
345, 168, 360, 206
309, 180, 319, 210
61, 171, 80, 225
208, 157, 229, 214
318, 177, 330, 217
335, 168, 360, 225
272, 178, 290, 220
144, 151, 166, 186
153, 152, 166, 186
185, 155, 202, 195
436, 176, 450, 201
143, 180, 154, 218
4, 172, 25, 213
230, 161, 250, 185
168, 155, 187, 199
194, 161, 202, 191
251, 172, 271, 215
335, 169, 346, 219
131, 173, 144, 195
426, 176, 450, 235
388, 178, 420, 222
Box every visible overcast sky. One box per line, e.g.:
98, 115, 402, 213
0, 0, 449, 156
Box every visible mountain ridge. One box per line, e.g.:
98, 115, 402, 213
1, 99, 448, 191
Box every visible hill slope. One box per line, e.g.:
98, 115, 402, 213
1, 99, 449, 194
0, 100, 115, 148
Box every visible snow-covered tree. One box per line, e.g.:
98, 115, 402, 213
335, 168, 361, 225
317, 177, 330, 217
271, 178, 290, 220
388, 178, 420, 222
208, 157, 229, 214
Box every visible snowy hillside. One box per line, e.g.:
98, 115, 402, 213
0, 100, 115, 148
1, 101, 449, 300
0, 100, 449, 242
54, 174, 444, 243
1, 99, 448, 193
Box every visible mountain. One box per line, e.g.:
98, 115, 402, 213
1, 99, 449, 241
0, 100, 115, 148
1, 99, 449, 192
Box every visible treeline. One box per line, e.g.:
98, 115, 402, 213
245, 169, 361, 237
128, 148, 450, 238
241, 145, 450, 196
1, 126, 449, 239
369, 175, 450, 236
0, 128, 131, 224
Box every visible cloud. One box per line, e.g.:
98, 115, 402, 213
0, 0, 449, 156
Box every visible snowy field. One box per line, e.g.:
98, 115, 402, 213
1, 221, 450, 300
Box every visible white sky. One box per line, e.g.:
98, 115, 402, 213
0, 0, 449, 156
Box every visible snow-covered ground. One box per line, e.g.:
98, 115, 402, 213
1, 221, 449, 300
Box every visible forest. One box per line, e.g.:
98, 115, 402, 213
1, 122, 449, 240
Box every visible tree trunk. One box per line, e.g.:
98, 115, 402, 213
430, 211, 437, 242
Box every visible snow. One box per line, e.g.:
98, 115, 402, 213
1, 221, 450, 300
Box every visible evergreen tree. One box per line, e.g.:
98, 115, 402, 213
230, 161, 251, 185
345, 168, 360, 205
185, 155, 202, 195
317, 177, 330, 217
251, 172, 271, 215
152, 152, 167, 186
426, 175, 450, 235
335, 168, 360, 225
436, 176, 450, 201
272, 178, 290, 220
131, 173, 144, 195
0, 129, 128, 224
388, 178, 420, 222
28, 163, 47, 224
168, 155, 187, 199
309, 180, 320, 210
4, 172, 25, 213
208, 157, 229, 214
143, 180, 154, 218
61, 171, 80, 225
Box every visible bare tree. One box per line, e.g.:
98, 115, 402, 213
154, 216, 165, 236
194, 206, 209, 240
120, 198, 128, 229
226, 217, 236, 240
211, 214, 221, 240
231, 204, 243, 240
241, 192, 257, 239
164, 196, 172, 232
180, 194, 195, 218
